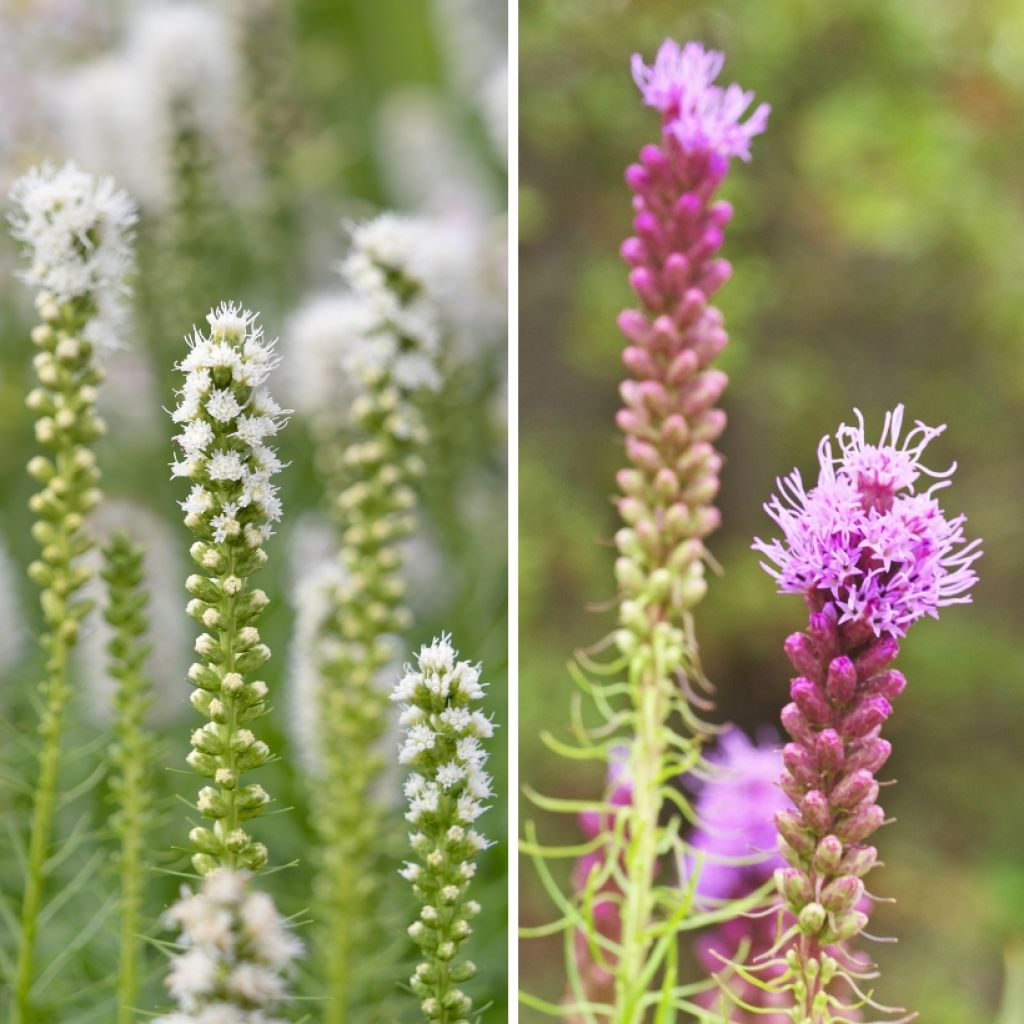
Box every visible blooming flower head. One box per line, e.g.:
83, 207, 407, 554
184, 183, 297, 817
686, 727, 788, 904
8, 161, 136, 343
156, 869, 301, 1022
754, 405, 981, 637
631, 39, 769, 161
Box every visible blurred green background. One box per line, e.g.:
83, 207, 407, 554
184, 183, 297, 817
519, 1, 1024, 1021
0, 0, 506, 1021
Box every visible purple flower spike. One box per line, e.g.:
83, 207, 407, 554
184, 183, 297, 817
754, 405, 981, 638
753, 411, 981, 1018
632, 40, 770, 161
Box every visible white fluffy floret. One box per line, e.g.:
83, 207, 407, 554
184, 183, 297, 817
8, 161, 137, 345
171, 302, 289, 542
155, 869, 301, 1022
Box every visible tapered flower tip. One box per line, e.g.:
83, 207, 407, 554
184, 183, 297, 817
754, 405, 981, 638
631, 39, 769, 161
685, 727, 788, 903
8, 161, 136, 346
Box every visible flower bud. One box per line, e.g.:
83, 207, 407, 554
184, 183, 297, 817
780, 703, 814, 746
798, 902, 826, 935
855, 636, 899, 678
800, 790, 832, 833
814, 728, 844, 773
829, 908, 869, 943
865, 669, 906, 702
812, 834, 843, 874
824, 656, 857, 704
790, 678, 832, 725
842, 697, 892, 738
835, 803, 885, 844
839, 844, 878, 877
821, 875, 863, 913
775, 867, 813, 910
775, 809, 815, 855
831, 769, 878, 810
845, 736, 891, 774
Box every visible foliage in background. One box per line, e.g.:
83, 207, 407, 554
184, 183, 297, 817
519, 2, 1024, 1022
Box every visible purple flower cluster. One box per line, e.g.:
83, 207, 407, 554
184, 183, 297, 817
688, 729, 791, 1022
688, 727, 787, 904
632, 40, 769, 162
754, 405, 981, 637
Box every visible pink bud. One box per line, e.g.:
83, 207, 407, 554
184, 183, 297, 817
790, 679, 832, 725
780, 703, 814, 746
811, 834, 843, 874
673, 287, 706, 325
808, 611, 840, 658
865, 669, 906, 702
625, 163, 649, 191
691, 407, 726, 443
629, 267, 662, 308
814, 729, 844, 773
800, 789, 832, 833
779, 771, 804, 804
660, 414, 690, 446
689, 506, 720, 537
831, 769, 878, 810
666, 349, 699, 387
680, 369, 727, 417
621, 346, 658, 379
825, 656, 857, 704
634, 211, 663, 250
855, 636, 900, 678
784, 632, 822, 679
842, 697, 892, 739
835, 803, 885, 844
709, 200, 734, 226
845, 737, 891, 774
674, 192, 701, 222
620, 236, 646, 266
616, 469, 644, 495
690, 324, 728, 362
625, 437, 661, 472
653, 468, 679, 500
617, 310, 650, 344
639, 144, 666, 172
662, 252, 690, 292
697, 258, 731, 295
776, 867, 813, 909
775, 809, 815, 855
821, 875, 864, 913
829, 908, 869, 943
689, 225, 724, 264
783, 743, 817, 787
615, 409, 645, 437
839, 844, 878, 878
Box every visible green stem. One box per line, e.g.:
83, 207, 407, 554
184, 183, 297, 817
13, 638, 70, 1024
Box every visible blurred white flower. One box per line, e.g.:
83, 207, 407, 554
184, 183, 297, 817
8, 161, 137, 347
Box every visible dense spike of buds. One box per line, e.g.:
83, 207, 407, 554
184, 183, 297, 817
756, 407, 980, 1021
172, 302, 288, 876
392, 636, 493, 1024
9, 162, 136, 1024
607, 40, 768, 1020
154, 870, 302, 1023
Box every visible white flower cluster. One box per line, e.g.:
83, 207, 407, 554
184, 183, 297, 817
172, 302, 287, 546
55, 3, 250, 211
155, 869, 302, 1024
8, 161, 137, 346
391, 635, 493, 1021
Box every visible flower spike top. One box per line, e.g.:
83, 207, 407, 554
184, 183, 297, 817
172, 301, 288, 543
754, 405, 981, 637
8, 161, 136, 345
632, 40, 769, 161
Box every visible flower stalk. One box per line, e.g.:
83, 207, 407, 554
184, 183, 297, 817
754, 406, 981, 1021
170, 301, 287, 876
7, 161, 135, 1024
392, 635, 493, 1024
609, 40, 768, 1019
101, 532, 157, 1024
